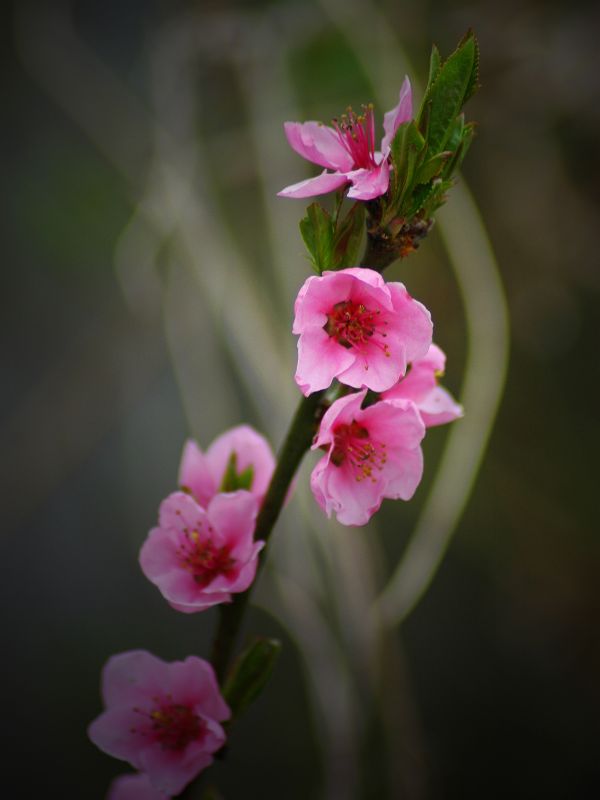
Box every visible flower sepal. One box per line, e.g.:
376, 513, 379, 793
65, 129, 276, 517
222, 637, 282, 720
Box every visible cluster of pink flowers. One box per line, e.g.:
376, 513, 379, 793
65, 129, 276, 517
89, 427, 276, 795
279, 81, 462, 525
294, 267, 462, 526
89, 75, 465, 797
140, 425, 274, 613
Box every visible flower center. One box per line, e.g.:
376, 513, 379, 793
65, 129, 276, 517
330, 420, 387, 482
332, 104, 377, 169
325, 300, 390, 356
148, 702, 205, 751
177, 526, 236, 588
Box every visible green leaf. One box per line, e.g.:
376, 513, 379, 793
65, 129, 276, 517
223, 637, 282, 719
414, 151, 451, 184
443, 121, 477, 178
460, 29, 481, 103
219, 452, 254, 492
333, 202, 365, 268
429, 178, 455, 214
390, 121, 426, 207
445, 113, 465, 153
418, 31, 479, 154
427, 44, 442, 89
405, 181, 440, 217
299, 202, 335, 274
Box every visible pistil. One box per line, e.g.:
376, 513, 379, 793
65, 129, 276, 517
177, 524, 236, 587
325, 300, 390, 356
331, 420, 387, 482
131, 700, 205, 751
332, 104, 377, 169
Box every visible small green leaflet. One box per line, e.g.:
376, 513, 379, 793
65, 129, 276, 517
223, 637, 282, 719
299, 202, 335, 274
220, 451, 254, 492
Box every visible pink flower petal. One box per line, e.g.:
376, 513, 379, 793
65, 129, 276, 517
147, 564, 209, 609
383, 445, 424, 500
137, 743, 213, 796
283, 121, 355, 171
384, 355, 439, 404
421, 342, 446, 373
101, 651, 170, 709
278, 170, 350, 199
382, 344, 463, 428
295, 327, 354, 395
293, 271, 354, 333
178, 440, 216, 508
335, 338, 401, 391
387, 282, 433, 363
346, 271, 395, 312
381, 76, 413, 153
417, 386, 464, 427
88, 707, 149, 766
363, 398, 425, 451
169, 657, 230, 721
225, 548, 262, 593
206, 491, 258, 549
339, 267, 388, 290
325, 461, 384, 526
158, 492, 208, 539
346, 160, 390, 200
313, 389, 367, 449
139, 528, 181, 578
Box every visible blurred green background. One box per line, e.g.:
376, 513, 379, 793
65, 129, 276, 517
2, 0, 599, 798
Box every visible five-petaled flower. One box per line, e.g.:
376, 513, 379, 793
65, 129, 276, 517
88, 651, 230, 796
310, 389, 425, 526
178, 425, 275, 508
293, 267, 432, 396
278, 77, 412, 200
381, 343, 463, 427
139, 491, 263, 613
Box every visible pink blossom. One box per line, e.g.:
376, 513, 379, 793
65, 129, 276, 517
88, 651, 230, 796
139, 490, 263, 613
311, 390, 425, 526
381, 344, 463, 427
178, 425, 275, 508
278, 77, 412, 200
108, 773, 170, 800
293, 267, 432, 395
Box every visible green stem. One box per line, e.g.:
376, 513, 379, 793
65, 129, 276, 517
210, 389, 325, 681
209, 243, 400, 682
178, 237, 400, 798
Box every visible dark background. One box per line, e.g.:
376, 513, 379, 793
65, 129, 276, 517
2, 0, 599, 798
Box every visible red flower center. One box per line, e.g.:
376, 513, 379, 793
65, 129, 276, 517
325, 300, 390, 356
148, 702, 205, 751
331, 420, 387, 481
333, 105, 377, 169
177, 528, 236, 588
